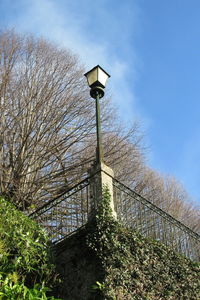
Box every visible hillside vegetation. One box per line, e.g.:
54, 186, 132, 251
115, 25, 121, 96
0, 197, 61, 299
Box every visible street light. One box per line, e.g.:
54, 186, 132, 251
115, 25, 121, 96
84, 65, 110, 164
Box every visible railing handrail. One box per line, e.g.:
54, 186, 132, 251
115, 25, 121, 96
29, 168, 199, 260
112, 176, 200, 241
29, 176, 91, 218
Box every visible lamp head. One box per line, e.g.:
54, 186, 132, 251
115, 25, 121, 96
84, 65, 110, 98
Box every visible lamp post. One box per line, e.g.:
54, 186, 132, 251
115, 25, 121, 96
84, 65, 110, 164
85, 66, 116, 218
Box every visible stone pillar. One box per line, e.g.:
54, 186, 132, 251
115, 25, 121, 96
88, 162, 117, 219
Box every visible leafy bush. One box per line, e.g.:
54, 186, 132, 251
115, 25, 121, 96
0, 197, 61, 299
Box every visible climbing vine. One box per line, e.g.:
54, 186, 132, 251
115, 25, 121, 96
87, 186, 200, 300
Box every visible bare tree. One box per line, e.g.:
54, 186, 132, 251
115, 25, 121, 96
1, 30, 198, 234
0, 30, 96, 209
132, 166, 200, 233
0, 30, 143, 210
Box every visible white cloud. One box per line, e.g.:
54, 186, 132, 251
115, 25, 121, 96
8, 1, 143, 118
1, 0, 152, 131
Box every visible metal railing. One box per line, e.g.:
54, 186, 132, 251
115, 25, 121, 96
113, 177, 200, 261
29, 170, 200, 261
29, 177, 91, 243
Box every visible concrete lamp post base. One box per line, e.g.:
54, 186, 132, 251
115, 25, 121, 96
88, 162, 117, 219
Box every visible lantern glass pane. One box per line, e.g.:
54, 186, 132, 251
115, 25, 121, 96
98, 67, 109, 87
87, 68, 98, 87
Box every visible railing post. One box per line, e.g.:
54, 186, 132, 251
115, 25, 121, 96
88, 162, 117, 219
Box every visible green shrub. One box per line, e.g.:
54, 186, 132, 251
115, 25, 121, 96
0, 197, 61, 299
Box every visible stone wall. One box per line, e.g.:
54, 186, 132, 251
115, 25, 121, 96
53, 227, 103, 300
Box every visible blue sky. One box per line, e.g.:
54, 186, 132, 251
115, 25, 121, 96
0, 0, 200, 205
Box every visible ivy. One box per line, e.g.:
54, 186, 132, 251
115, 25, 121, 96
86, 186, 200, 300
